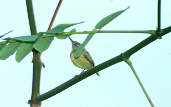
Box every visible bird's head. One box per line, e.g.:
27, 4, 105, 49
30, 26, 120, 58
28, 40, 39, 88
69, 37, 81, 49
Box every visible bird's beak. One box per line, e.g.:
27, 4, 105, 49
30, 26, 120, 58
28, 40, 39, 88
68, 37, 74, 43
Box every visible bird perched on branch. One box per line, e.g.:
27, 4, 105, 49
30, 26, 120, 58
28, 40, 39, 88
69, 37, 100, 76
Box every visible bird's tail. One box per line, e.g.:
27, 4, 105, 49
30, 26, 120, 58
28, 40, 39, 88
96, 72, 100, 76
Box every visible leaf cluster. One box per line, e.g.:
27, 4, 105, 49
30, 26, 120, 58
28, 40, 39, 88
0, 7, 129, 62
0, 22, 83, 62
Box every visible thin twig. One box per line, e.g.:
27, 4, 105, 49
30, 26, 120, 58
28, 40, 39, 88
0, 30, 154, 45
0, 30, 13, 38
40, 30, 154, 37
48, 0, 63, 30
125, 59, 154, 107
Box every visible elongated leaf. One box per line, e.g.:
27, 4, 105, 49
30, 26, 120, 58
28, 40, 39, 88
13, 36, 37, 42
4, 36, 37, 42
75, 7, 129, 58
47, 22, 83, 33
95, 7, 129, 29
56, 28, 76, 39
74, 31, 95, 58
16, 43, 33, 62
0, 43, 19, 60
33, 37, 54, 52
0, 45, 5, 50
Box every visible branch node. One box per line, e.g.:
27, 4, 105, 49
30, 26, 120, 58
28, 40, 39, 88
28, 99, 41, 105
121, 53, 129, 61
154, 30, 163, 39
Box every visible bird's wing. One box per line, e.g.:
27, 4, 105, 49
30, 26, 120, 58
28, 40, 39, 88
83, 50, 95, 67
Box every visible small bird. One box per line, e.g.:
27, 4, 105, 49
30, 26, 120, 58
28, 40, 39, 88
69, 37, 100, 76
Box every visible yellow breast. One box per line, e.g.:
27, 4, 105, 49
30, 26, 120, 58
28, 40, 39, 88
70, 49, 94, 69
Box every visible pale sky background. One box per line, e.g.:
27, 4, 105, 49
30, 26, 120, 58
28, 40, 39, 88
0, 0, 171, 107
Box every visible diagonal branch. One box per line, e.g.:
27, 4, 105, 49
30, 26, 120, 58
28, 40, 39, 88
35, 54, 123, 102
0, 30, 13, 38
48, 0, 63, 30
32, 26, 171, 102
125, 59, 154, 107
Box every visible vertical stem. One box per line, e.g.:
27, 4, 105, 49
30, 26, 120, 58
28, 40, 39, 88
26, 0, 63, 106
26, 0, 37, 34
32, 51, 42, 104
157, 0, 161, 31
26, 0, 42, 107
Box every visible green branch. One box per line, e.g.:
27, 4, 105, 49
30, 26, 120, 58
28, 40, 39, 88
0, 30, 154, 45
26, 0, 37, 35
31, 26, 171, 102
0, 41, 9, 45
34, 54, 123, 102
124, 59, 154, 107
26, 0, 41, 106
123, 26, 171, 57
40, 30, 155, 37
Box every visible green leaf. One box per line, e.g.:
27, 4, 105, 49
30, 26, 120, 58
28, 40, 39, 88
5, 36, 38, 42
0, 43, 19, 60
56, 28, 76, 39
0, 45, 5, 50
47, 22, 84, 33
34, 22, 83, 52
74, 7, 129, 58
16, 43, 33, 62
74, 30, 95, 58
95, 7, 129, 29
33, 37, 54, 52
13, 36, 38, 42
